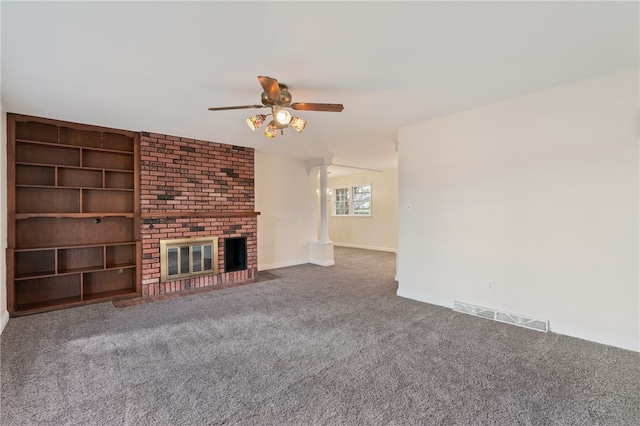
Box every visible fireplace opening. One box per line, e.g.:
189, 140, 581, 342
224, 237, 247, 272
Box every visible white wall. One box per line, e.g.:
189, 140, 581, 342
255, 151, 317, 270
328, 169, 398, 252
397, 67, 639, 352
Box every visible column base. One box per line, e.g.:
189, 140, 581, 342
309, 240, 335, 266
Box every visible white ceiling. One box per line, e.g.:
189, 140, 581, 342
2, 1, 638, 173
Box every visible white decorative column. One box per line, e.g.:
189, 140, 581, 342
309, 163, 335, 266
319, 164, 330, 243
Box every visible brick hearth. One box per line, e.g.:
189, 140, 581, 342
139, 132, 258, 296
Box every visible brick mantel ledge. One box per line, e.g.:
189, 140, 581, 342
141, 211, 260, 218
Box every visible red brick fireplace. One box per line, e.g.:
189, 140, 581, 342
139, 132, 258, 296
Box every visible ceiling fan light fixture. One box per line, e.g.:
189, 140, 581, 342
290, 117, 306, 133
209, 76, 343, 140
264, 121, 277, 138
275, 108, 292, 126
246, 114, 266, 131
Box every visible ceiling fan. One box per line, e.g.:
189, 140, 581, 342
208, 76, 344, 138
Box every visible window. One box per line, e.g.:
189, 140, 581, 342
160, 237, 218, 282
333, 184, 371, 216
334, 187, 350, 215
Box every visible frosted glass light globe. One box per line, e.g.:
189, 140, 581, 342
275, 109, 291, 125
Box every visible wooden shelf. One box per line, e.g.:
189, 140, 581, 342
14, 264, 137, 281
15, 241, 134, 252
16, 185, 134, 192
16, 212, 136, 219
13, 289, 138, 316
16, 161, 135, 174
83, 288, 137, 302
15, 138, 134, 155
106, 263, 137, 271
15, 296, 84, 314
8, 114, 141, 315
58, 266, 104, 275
14, 271, 56, 280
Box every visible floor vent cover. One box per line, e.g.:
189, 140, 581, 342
453, 301, 548, 332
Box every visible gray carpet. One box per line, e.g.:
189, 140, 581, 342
1, 247, 638, 425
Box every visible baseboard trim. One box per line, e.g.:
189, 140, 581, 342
333, 242, 397, 253
550, 322, 639, 353
396, 287, 453, 309
0, 309, 9, 335
396, 287, 639, 353
258, 259, 308, 271
309, 260, 335, 267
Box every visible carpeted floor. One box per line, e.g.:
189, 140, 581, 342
1, 247, 638, 425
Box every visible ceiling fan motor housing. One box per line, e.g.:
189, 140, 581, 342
261, 84, 292, 106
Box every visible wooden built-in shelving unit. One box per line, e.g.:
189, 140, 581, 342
7, 114, 141, 315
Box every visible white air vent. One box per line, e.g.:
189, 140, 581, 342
454, 301, 548, 332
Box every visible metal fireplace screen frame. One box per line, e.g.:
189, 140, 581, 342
160, 237, 219, 283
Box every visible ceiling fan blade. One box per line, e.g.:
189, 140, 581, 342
291, 103, 344, 112
208, 105, 266, 111
258, 76, 281, 102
